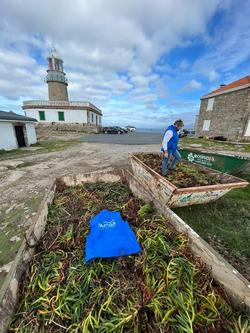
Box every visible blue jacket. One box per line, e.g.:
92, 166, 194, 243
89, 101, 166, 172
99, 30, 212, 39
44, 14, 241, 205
161, 125, 179, 153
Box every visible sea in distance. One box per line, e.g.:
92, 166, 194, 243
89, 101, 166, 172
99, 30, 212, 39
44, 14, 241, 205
136, 128, 165, 134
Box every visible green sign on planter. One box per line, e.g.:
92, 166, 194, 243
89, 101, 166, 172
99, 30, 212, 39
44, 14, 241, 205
179, 148, 249, 174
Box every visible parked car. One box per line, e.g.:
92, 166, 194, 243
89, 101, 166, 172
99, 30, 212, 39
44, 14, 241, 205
189, 130, 196, 136
113, 126, 127, 134
179, 129, 190, 138
126, 126, 136, 132
102, 127, 123, 134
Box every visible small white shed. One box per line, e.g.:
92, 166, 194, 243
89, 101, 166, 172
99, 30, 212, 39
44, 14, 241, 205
0, 111, 37, 151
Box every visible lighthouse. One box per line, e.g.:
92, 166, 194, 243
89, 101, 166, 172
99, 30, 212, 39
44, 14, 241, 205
23, 48, 102, 130
45, 49, 69, 101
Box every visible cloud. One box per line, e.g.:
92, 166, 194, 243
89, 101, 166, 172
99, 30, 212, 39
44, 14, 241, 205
2, 0, 249, 128
179, 60, 190, 71
180, 79, 203, 92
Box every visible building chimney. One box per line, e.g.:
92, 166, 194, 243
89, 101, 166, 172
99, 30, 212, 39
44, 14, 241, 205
220, 84, 226, 88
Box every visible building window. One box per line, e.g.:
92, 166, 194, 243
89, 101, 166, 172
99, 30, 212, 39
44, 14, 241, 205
91, 113, 94, 123
58, 112, 65, 121
244, 119, 250, 137
202, 120, 211, 131
39, 111, 46, 121
206, 98, 214, 111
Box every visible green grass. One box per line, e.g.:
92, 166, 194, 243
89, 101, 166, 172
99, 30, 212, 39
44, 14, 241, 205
174, 172, 250, 276
33, 139, 81, 152
0, 139, 81, 160
180, 137, 250, 153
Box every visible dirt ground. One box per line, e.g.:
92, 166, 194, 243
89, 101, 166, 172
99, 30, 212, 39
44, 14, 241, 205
0, 140, 159, 286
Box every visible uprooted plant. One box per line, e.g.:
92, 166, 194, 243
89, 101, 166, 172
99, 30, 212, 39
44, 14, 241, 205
10, 181, 249, 332
136, 153, 221, 188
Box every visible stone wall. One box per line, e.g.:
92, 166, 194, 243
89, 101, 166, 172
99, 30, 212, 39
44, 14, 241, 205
48, 81, 69, 101
196, 88, 250, 141
36, 123, 100, 135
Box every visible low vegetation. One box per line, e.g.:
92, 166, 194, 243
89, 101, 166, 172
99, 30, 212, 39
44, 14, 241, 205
174, 172, 250, 280
10, 181, 249, 332
180, 137, 250, 153
0, 139, 80, 160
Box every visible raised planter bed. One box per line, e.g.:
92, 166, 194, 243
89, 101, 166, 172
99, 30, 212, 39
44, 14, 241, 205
0, 170, 249, 332
130, 153, 249, 207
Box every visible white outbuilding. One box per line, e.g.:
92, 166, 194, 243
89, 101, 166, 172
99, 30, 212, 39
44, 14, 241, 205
0, 111, 37, 151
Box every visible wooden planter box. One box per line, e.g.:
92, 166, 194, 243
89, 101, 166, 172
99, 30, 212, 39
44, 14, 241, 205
0, 170, 249, 333
130, 153, 249, 208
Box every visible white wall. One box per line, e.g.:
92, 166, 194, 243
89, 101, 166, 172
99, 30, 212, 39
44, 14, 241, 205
0, 122, 18, 150
244, 119, 250, 137
25, 108, 89, 123
25, 123, 37, 144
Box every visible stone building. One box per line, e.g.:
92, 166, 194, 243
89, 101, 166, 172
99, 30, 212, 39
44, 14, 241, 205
195, 75, 250, 141
23, 49, 102, 130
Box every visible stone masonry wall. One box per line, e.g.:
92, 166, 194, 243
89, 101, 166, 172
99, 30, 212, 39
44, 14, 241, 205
36, 123, 100, 134
48, 81, 69, 101
196, 88, 250, 141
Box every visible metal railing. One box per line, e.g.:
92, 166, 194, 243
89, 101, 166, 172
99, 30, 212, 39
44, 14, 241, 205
23, 100, 102, 113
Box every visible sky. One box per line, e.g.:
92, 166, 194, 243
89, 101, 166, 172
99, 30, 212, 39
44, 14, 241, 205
0, 0, 249, 129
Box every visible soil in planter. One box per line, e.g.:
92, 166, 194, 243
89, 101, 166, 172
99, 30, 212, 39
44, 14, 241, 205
9, 181, 249, 333
136, 153, 221, 188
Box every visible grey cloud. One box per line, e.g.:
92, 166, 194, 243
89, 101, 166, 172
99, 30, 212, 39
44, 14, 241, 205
180, 79, 203, 93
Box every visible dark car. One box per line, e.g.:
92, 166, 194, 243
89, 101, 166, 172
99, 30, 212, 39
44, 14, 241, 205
179, 129, 190, 138
102, 127, 123, 134
113, 126, 127, 133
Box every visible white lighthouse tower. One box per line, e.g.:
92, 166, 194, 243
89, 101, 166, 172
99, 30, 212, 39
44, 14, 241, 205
23, 49, 102, 129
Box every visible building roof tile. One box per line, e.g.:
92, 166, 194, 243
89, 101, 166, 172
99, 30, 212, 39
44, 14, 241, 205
203, 75, 250, 98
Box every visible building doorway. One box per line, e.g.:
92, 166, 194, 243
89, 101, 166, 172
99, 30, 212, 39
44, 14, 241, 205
14, 125, 26, 147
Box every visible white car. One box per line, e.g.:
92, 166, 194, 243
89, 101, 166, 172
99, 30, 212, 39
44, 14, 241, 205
126, 126, 136, 132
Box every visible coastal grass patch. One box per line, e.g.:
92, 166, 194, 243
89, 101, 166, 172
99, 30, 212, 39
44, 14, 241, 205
180, 137, 250, 153
33, 139, 81, 152
174, 172, 250, 279
0, 139, 81, 160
